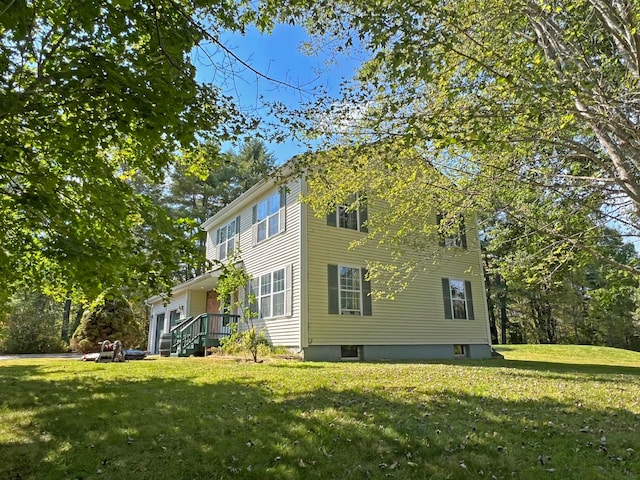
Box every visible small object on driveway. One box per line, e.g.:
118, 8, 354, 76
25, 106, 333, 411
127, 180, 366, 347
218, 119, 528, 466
95, 340, 124, 363
123, 349, 147, 360
81, 343, 147, 361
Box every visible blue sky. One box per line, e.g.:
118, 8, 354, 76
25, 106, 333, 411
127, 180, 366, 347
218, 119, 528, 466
195, 24, 362, 163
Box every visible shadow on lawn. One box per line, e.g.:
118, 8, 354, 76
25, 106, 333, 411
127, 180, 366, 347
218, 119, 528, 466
0, 362, 638, 480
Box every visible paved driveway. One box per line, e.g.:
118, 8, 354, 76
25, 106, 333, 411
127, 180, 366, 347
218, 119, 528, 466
0, 353, 83, 361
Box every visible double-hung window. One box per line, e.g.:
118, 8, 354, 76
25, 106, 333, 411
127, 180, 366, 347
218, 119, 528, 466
253, 187, 286, 243
339, 266, 361, 315
328, 264, 373, 315
442, 278, 475, 320
215, 216, 240, 260
247, 266, 291, 319
327, 193, 368, 232
437, 214, 467, 249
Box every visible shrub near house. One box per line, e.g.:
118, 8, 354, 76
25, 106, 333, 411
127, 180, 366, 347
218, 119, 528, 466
72, 292, 143, 353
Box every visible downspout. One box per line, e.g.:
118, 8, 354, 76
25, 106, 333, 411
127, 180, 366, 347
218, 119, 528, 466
300, 175, 310, 353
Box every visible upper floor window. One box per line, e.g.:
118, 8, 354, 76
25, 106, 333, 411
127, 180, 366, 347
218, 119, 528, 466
328, 264, 373, 316
253, 187, 286, 244
327, 194, 368, 232
247, 265, 292, 319
441, 278, 475, 320
215, 216, 240, 260
437, 214, 467, 249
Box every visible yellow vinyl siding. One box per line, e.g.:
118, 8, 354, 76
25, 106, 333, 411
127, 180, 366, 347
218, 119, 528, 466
251, 316, 300, 347
192, 173, 490, 352
305, 206, 489, 346
187, 290, 207, 317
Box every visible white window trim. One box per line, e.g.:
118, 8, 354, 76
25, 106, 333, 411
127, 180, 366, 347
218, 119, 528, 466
338, 264, 363, 316
337, 204, 361, 231
252, 190, 286, 245
247, 265, 292, 320
444, 235, 463, 248
449, 279, 469, 320
215, 217, 240, 261
454, 344, 468, 358
330, 193, 365, 232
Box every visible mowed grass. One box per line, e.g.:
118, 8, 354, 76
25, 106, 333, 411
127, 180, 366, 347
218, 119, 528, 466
495, 344, 640, 367
0, 346, 638, 480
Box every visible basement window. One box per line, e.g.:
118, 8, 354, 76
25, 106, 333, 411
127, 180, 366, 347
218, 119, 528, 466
454, 344, 468, 358
341, 345, 361, 361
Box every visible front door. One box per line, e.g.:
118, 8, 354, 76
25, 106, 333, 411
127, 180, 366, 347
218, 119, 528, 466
206, 290, 220, 314
207, 290, 236, 335
169, 309, 181, 328
154, 313, 165, 354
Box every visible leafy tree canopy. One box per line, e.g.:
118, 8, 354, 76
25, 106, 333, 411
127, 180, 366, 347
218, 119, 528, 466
0, 290, 67, 353
161, 139, 277, 280
264, 0, 640, 277
0, 0, 261, 299
166, 139, 276, 228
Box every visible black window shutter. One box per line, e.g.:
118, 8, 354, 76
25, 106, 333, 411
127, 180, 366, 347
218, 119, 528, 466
442, 278, 453, 319
215, 228, 220, 245
235, 215, 241, 235
362, 268, 372, 315
280, 186, 286, 208
460, 216, 467, 249
252, 205, 257, 224
327, 208, 337, 227
436, 213, 445, 246
328, 264, 339, 314
465, 280, 474, 320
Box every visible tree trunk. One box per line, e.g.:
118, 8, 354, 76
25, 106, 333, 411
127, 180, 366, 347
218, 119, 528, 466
488, 301, 499, 344
499, 292, 508, 345
531, 288, 557, 344
543, 300, 556, 344
61, 298, 72, 341
483, 258, 499, 344
70, 305, 85, 337
531, 296, 547, 343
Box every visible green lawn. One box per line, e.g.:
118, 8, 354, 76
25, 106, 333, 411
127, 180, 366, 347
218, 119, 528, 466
1, 346, 639, 480
494, 344, 640, 367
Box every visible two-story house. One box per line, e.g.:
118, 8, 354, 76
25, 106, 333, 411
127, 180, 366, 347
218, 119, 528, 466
146, 172, 493, 361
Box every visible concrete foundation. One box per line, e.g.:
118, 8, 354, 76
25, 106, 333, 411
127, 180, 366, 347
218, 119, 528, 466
302, 343, 493, 362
